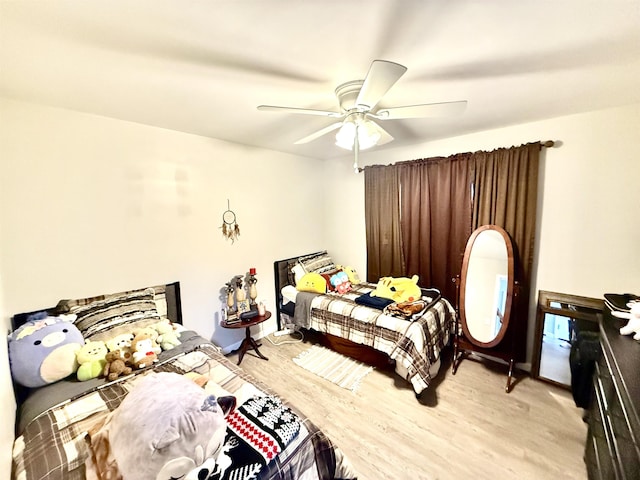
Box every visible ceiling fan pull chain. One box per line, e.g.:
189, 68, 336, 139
353, 124, 360, 173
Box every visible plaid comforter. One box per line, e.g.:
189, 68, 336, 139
292, 283, 456, 394
12, 340, 356, 480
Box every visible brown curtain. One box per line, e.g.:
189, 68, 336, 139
396, 156, 473, 302
472, 142, 541, 360
364, 164, 405, 281
363, 143, 540, 359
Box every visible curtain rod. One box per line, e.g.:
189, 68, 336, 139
356, 140, 557, 173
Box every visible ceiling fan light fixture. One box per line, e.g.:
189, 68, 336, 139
257, 60, 467, 152
335, 119, 380, 151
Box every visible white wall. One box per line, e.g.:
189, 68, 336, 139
0, 254, 15, 478
325, 102, 640, 366
0, 98, 329, 341
0, 98, 330, 473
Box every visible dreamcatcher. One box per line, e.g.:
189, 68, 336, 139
221, 200, 240, 243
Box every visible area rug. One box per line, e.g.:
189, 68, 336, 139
293, 344, 374, 392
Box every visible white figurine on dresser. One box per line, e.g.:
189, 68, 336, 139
617, 302, 640, 340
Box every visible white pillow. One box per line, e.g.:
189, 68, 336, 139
291, 264, 306, 284
281, 285, 298, 305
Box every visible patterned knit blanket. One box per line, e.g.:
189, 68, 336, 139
203, 396, 301, 480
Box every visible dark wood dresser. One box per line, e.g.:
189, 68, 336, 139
585, 309, 640, 479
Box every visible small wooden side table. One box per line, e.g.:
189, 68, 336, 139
221, 311, 271, 365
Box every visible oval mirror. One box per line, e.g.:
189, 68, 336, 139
459, 225, 514, 348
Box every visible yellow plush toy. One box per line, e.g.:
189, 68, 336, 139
336, 265, 361, 285
371, 275, 422, 303
296, 272, 327, 294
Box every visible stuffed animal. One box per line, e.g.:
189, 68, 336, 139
8, 314, 84, 388
105, 332, 136, 364
153, 319, 181, 351
336, 265, 361, 285
618, 302, 640, 340
103, 349, 133, 381
76, 340, 108, 381
130, 332, 159, 369
296, 272, 327, 294
131, 327, 162, 355
86, 372, 236, 480
184, 372, 209, 388
371, 275, 422, 303
330, 271, 352, 294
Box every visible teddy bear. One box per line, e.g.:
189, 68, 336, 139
76, 340, 108, 381
105, 332, 136, 365
130, 332, 159, 369
618, 302, 640, 340
131, 327, 162, 355
153, 319, 181, 351
103, 349, 133, 381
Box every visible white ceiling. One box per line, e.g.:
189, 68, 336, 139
2, 1, 640, 159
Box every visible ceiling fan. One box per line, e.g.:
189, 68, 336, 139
257, 59, 467, 171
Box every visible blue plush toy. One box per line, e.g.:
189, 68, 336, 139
330, 271, 352, 294
8, 313, 84, 388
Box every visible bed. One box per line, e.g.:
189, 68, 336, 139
9, 282, 356, 480
273, 252, 457, 396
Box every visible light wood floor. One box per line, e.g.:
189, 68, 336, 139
230, 332, 588, 480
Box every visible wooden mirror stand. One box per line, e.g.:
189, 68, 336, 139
452, 225, 518, 393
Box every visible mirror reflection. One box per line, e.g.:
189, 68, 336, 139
539, 307, 572, 385
464, 229, 509, 343
532, 291, 603, 389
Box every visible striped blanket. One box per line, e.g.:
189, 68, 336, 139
12, 339, 356, 480
290, 283, 456, 394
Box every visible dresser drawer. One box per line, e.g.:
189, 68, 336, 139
585, 311, 640, 480
591, 378, 620, 479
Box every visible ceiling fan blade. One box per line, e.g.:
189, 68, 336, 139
293, 122, 344, 145
373, 100, 468, 120
355, 60, 407, 110
257, 105, 343, 118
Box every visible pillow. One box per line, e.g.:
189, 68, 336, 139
281, 285, 298, 304
298, 251, 336, 275
291, 263, 306, 285
285, 260, 299, 287
320, 269, 341, 292
57, 288, 161, 342
8, 315, 84, 388
296, 272, 327, 294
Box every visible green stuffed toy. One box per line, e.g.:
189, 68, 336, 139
371, 275, 422, 303
76, 340, 108, 381
152, 319, 181, 351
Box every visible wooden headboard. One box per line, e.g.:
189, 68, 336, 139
10, 281, 182, 331
273, 252, 324, 330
